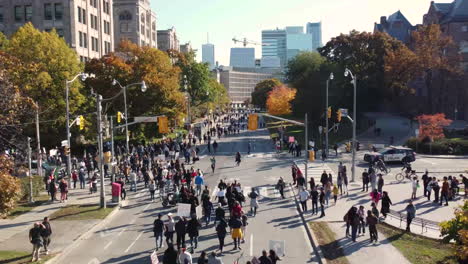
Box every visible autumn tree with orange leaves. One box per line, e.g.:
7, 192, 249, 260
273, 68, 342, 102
266, 85, 297, 116
416, 113, 452, 141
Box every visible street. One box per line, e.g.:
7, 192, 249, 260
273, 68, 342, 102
52, 128, 319, 264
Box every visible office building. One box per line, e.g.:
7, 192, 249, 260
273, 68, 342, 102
261, 28, 287, 68
0, 0, 114, 62
306, 22, 323, 51
286, 26, 313, 61
230, 47, 255, 68
202, 43, 215, 70
374, 11, 415, 44
219, 66, 282, 108
260, 56, 281, 68
180, 42, 192, 53
157, 27, 179, 51
113, 0, 157, 48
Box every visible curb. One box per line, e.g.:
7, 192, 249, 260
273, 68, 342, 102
45, 200, 129, 264
289, 184, 326, 264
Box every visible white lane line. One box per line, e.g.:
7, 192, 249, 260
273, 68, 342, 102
125, 232, 143, 253
419, 159, 437, 165
144, 203, 151, 211
250, 233, 254, 257
117, 227, 127, 237
104, 240, 113, 250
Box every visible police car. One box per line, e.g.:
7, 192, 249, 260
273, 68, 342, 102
363, 146, 416, 163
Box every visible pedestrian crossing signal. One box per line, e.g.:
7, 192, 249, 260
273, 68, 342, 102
158, 116, 169, 134
248, 114, 258, 131
79, 115, 85, 130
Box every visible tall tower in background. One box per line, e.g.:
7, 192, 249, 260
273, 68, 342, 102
306, 22, 322, 51
202, 34, 215, 70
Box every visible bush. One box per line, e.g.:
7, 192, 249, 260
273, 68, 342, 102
19, 175, 44, 201
405, 137, 468, 155
440, 201, 468, 261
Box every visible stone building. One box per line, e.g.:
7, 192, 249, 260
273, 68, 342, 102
0, 0, 114, 62
374, 10, 415, 44
157, 27, 179, 52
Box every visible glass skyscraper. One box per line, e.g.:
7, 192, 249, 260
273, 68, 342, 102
230, 48, 255, 68
202, 43, 215, 70
306, 22, 323, 51
261, 29, 287, 68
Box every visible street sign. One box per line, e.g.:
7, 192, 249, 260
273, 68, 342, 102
269, 240, 286, 256
177, 203, 192, 217
134, 116, 159, 123
339, 108, 349, 117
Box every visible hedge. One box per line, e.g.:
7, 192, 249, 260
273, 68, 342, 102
406, 137, 468, 155
19, 175, 45, 201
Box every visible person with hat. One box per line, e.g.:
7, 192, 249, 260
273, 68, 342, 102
165, 213, 175, 246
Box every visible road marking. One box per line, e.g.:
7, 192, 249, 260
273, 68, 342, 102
130, 218, 136, 225
117, 227, 127, 237
104, 240, 113, 250
419, 159, 437, 165
144, 203, 151, 211
125, 232, 143, 253
250, 233, 254, 257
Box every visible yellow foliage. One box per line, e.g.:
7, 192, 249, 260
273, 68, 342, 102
0, 155, 22, 217
266, 85, 297, 115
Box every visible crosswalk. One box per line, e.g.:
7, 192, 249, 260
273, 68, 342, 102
210, 185, 282, 201
306, 163, 335, 183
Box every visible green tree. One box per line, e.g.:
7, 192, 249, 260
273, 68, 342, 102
3, 23, 84, 147
251, 78, 282, 109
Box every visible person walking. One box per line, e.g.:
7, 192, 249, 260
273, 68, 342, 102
258, 250, 273, 264
311, 187, 319, 215
405, 200, 416, 232
433, 178, 441, 203
130, 170, 137, 192
371, 202, 380, 221
320, 170, 328, 187
241, 214, 248, 244
422, 171, 430, 197
366, 210, 379, 243
248, 188, 260, 217
229, 217, 243, 250
195, 173, 204, 196
154, 214, 165, 250
357, 205, 366, 236
411, 177, 419, 200
380, 191, 392, 219
71, 170, 78, 189
216, 219, 227, 253
298, 187, 309, 213
210, 157, 216, 173
235, 152, 241, 166
276, 178, 286, 199
427, 177, 435, 201
29, 222, 44, 262
362, 169, 369, 192
165, 213, 176, 246
370, 189, 382, 205
349, 207, 360, 242
187, 216, 201, 252
79, 168, 86, 189
149, 180, 156, 202
41, 217, 52, 255
179, 247, 193, 264
369, 171, 377, 192
268, 249, 281, 264
319, 188, 326, 218
175, 217, 187, 250
377, 174, 384, 193
440, 177, 450, 206
58, 179, 68, 203
337, 173, 343, 195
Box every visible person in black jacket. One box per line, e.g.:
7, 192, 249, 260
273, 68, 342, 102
215, 204, 225, 226
175, 217, 187, 250
153, 214, 164, 250
186, 216, 201, 252
216, 219, 227, 253
163, 243, 178, 264
41, 217, 52, 254
29, 222, 44, 262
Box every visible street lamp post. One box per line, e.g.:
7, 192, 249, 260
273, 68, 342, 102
344, 68, 357, 182
112, 80, 147, 154
65, 73, 90, 183
183, 75, 191, 125
325, 73, 334, 158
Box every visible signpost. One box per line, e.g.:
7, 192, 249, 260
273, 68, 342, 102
177, 203, 192, 217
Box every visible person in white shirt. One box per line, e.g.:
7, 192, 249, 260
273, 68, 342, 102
298, 187, 310, 213
130, 171, 137, 192
178, 247, 192, 264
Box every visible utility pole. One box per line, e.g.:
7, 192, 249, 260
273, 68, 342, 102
27, 137, 34, 203
65, 81, 72, 186
123, 86, 129, 153
96, 94, 106, 208
110, 117, 115, 183
304, 113, 308, 187
325, 73, 333, 158
35, 105, 42, 177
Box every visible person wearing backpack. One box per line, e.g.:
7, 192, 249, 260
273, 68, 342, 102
216, 219, 227, 253
41, 217, 52, 255
29, 222, 44, 262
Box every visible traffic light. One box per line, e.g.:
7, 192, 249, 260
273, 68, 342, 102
79, 115, 85, 130
309, 150, 315, 161
337, 110, 342, 122
327, 107, 332, 119
158, 116, 169, 134
117, 111, 122, 123
248, 114, 258, 131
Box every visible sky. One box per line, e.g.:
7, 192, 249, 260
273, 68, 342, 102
151, 0, 454, 65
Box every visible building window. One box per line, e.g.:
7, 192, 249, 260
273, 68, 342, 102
152, 32, 156, 41
460, 41, 468, 53
90, 14, 98, 30
79, 31, 83, 47
83, 32, 87, 48
120, 22, 130, 33
56, 28, 64, 38
152, 22, 156, 30
104, 41, 111, 54
103, 1, 110, 14
25, 5, 32, 22
54, 4, 63, 20
0, 6, 3, 23
44, 4, 53, 20
82, 9, 86, 24
140, 25, 144, 33
146, 29, 150, 37
141, 13, 145, 24
90, 0, 97, 8
119, 11, 132, 20
14, 6, 23, 22
77, 7, 82, 23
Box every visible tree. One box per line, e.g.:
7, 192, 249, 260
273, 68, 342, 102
85, 40, 186, 136
384, 43, 420, 99
0, 154, 22, 217
416, 113, 452, 140
251, 78, 282, 109
411, 24, 461, 112
266, 85, 297, 115
2, 23, 84, 147
440, 200, 468, 261
0, 31, 8, 50
0, 52, 36, 151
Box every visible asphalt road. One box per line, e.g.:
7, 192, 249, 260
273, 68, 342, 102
55, 128, 319, 264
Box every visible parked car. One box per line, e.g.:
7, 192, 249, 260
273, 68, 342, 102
364, 146, 416, 163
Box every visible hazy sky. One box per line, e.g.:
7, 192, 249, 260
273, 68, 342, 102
152, 0, 453, 65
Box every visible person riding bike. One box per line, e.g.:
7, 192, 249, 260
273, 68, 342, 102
376, 158, 387, 172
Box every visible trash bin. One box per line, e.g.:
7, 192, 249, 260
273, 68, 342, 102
112, 182, 121, 203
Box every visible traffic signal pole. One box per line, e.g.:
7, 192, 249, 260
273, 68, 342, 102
304, 113, 308, 187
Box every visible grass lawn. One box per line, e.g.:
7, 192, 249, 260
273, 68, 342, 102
5, 195, 50, 219
0, 251, 55, 264
377, 223, 458, 264
309, 222, 350, 264
49, 204, 115, 221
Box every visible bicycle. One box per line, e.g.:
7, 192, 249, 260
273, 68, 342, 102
372, 163, 390, 175
395, 169, 417, 183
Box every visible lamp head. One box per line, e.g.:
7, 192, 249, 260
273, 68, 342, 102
330, 73, 334, 80
112, 79, 117, 86
141, 81, 147, 92
80, 73, 88, 82
344, 68, 349, 77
